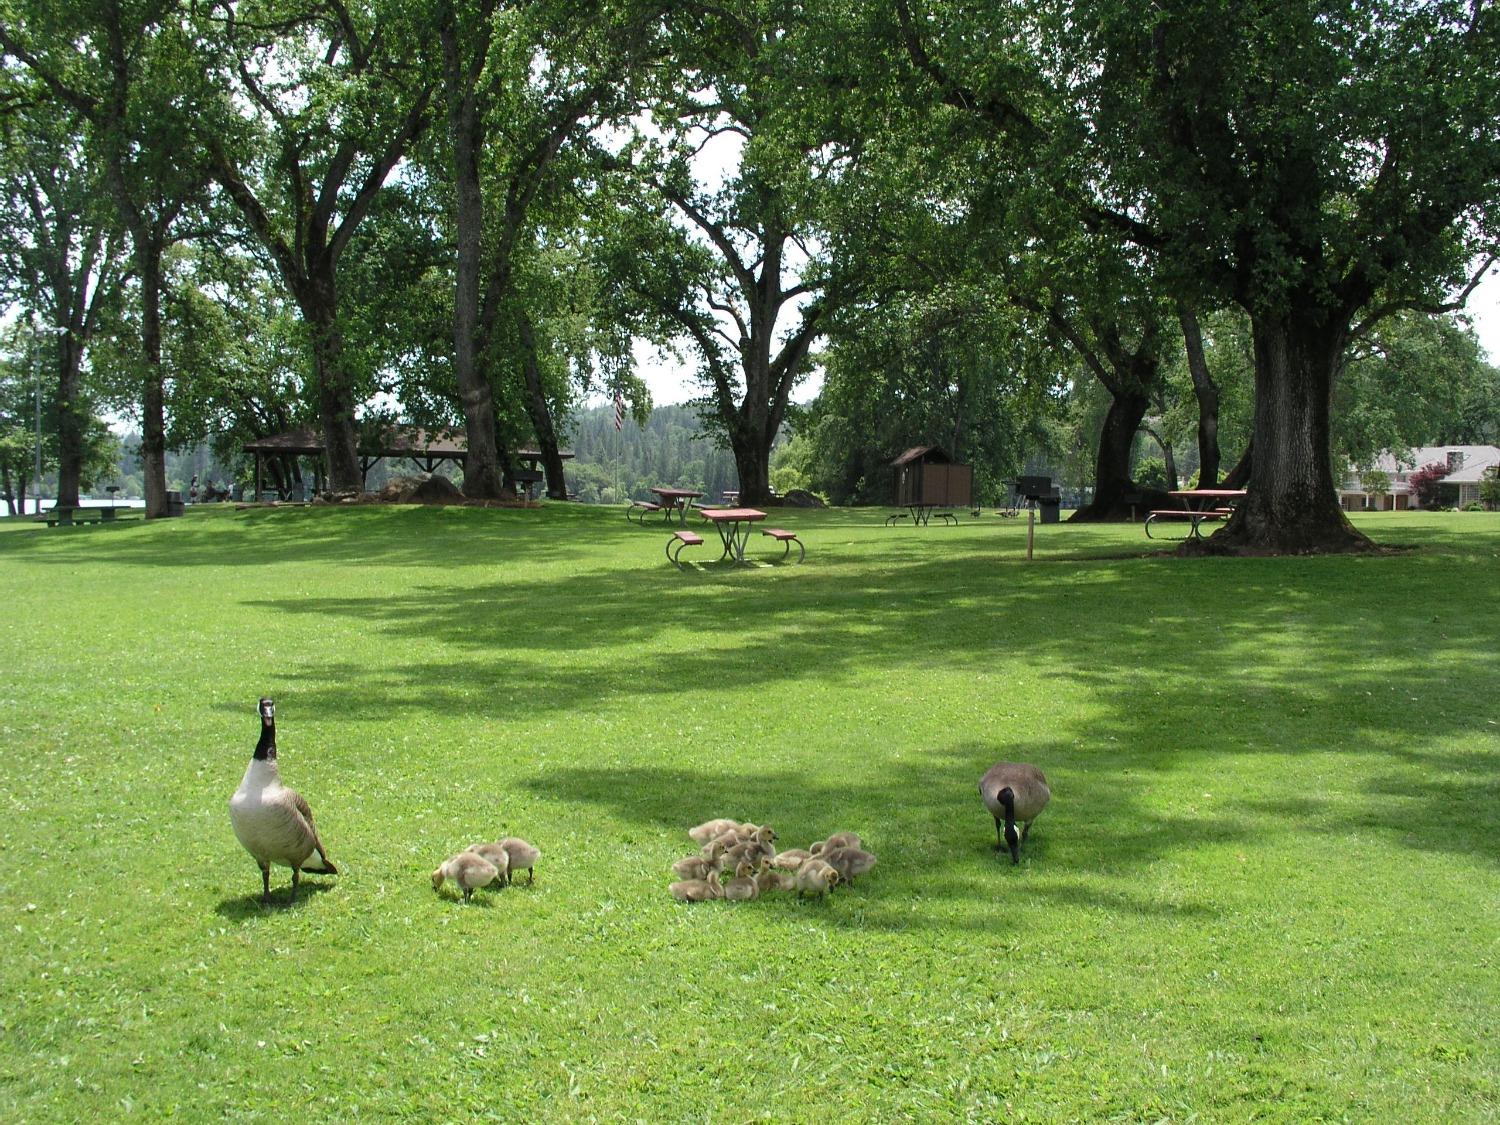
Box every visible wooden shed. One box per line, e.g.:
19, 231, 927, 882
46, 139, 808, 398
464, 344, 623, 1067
892, 446, 973, 508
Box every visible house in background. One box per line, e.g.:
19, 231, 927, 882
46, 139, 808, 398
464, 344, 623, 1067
1338, 445, 1500, 511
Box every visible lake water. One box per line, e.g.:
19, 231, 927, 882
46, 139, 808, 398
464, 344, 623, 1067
1, 498, 148, 518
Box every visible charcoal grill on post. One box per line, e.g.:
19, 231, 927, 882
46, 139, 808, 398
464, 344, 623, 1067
889, 446, 973, 526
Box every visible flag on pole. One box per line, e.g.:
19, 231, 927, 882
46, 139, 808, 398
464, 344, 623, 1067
613, 389, 625, 432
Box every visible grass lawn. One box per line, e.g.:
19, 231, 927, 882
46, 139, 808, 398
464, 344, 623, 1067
1, 503, 1496, 1122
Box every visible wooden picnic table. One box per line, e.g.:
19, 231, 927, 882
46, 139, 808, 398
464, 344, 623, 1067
1145, 489, 1247, 539
649, 487, 704, 525
697, 507, 767, 564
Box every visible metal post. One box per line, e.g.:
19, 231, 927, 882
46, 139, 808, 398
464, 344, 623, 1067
1026, 506, 1035, 561
34, 358, 42, 515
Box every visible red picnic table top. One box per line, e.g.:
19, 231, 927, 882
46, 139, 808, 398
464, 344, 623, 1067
698, 507, 767, 522
650, 487, 704, 502
1169, 489, 1247, 499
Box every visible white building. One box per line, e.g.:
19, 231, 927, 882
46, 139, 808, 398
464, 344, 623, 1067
1339, 445, 1500, 511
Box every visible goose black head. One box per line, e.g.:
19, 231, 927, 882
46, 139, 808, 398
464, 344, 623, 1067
1003, 822, 1022, 865
254, 697, 277, 760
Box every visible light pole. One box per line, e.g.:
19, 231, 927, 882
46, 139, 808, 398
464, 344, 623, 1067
34, 348, 43, 515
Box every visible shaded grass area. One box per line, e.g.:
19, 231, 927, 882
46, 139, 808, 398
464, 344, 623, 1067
1, 505, 1497, 1121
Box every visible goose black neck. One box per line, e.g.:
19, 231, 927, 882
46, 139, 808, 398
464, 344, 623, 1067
999, 786, 1016, 829
255, 717, 277, 760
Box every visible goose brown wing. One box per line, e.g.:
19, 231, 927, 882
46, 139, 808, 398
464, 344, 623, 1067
287, 786, 338, 874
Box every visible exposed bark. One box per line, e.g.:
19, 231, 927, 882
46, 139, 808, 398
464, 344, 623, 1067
1191, 310, 1372, 554
1071, 384, 1152, 520
516, 312, 569, 499
296, 273, 359, 493
1177, 304, 1221, 486
438, 0, 503, 499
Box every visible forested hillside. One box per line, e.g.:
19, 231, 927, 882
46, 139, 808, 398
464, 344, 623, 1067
563, 403, 743, 504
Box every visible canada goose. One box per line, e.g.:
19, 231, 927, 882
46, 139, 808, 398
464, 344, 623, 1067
672, 840, 726, 880
229, 698, 339, 905
794, 859, 840, 899
432, 852, 499, 901
669, 870, 723, 902
979, 761, 1051, 864
498, 837, 541, 885
770, 848, 811, 872
689, 818, 743, 846
723, 861, 761, 902
466, 843, 511, 886
820, 845, 877, 885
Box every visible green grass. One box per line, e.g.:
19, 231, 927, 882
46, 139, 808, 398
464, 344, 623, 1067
1, 504, 1497, 1122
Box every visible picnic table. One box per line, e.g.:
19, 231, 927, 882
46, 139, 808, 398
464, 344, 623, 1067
698, 507, 767, 564
648, 487, 703, 525
40, 504, 124, 526
885, 504, 958, 527
1145, 489, 1247, 539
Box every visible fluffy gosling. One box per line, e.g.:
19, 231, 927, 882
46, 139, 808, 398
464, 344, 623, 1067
466, 842, 511, 886
672, 840, 726, 880
432, 852, 499, 902
722, 861, 761, 902
771, 848, 812, 872
818, 831, 862, 851
669, 870, 723, 903
794, 859, 840, 899
498, 837, 541, 885
820, 845, 877, 886
688, 818, 743, 846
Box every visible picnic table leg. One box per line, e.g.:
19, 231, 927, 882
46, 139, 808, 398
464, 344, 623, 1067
713, 522, 735, 560
733, 522, 753, 564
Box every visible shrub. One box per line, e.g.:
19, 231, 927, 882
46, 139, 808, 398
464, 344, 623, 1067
1407, 461, 1450, 509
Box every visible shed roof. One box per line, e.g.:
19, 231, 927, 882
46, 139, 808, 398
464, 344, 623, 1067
891, 445, 951, 466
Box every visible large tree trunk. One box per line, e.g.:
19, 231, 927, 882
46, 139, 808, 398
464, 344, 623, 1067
516, 314, 569, 500
1195, 310, 1371, 554
1069, 385, 1151, 521
138, 240, 168, 520
1178, 305, 1221, 486
440, 10, 504, 500
53, 333, 85, 509
299, 278, 361, 493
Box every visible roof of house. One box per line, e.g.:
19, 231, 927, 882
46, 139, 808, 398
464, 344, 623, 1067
1369, 445, 1500, 474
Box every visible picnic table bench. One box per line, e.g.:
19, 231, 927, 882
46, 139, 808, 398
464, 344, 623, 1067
761, 527, 805, 562
39, 505, 125, 526
1144, 489, 1247, 540
666, 529, 705, 568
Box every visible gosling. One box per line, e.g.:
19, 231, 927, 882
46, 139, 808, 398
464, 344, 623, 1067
794, 859, 840, 899
820, 845, 877, 886
432, 852, 499, 902
672, 840, 726, 880
978, 761, 1051, 864
771, 848, 812, 872
497, 837, 541, 884
818, 831, 862, 852
669, 870, 723, 903
466, 842, 511, 886
689, 818, 743, 846
722, 861, 761, 902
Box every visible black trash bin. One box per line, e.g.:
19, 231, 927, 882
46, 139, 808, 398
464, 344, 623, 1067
165, 490, 185, 517
1039, 490, 1061, 523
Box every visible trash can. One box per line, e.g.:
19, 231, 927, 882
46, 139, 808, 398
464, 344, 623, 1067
1039, 491, 1061, 524
165, 490, 185, 517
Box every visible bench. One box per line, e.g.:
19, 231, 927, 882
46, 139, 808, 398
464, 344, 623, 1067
41, 506, 111, 527
666, 529, 704, 568
627, 499, 664, 524
761, 527, 805, 563
1144, 508, 1234, 540
884, 512, 909, 526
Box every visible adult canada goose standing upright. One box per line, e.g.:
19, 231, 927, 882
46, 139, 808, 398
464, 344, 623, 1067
979, 761, 1050, 865
229, 698, 339, 904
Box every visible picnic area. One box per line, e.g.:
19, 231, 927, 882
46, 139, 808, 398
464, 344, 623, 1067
2, 503, 1496, 1122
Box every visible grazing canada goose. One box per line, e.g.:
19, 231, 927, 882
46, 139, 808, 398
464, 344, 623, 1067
794, 859, 840, 899
820, 845, 877, 885
979, 761, 1051, 864
672, 840, 726, 880
689, 818, 743, 846
497, 837, 541, 885
669, 870, 723, 902
722, 861, 761, 902
771, 848, 812, 872
432, 852, 499, 901
466, 843, 511, 886
229, 698, 339, 905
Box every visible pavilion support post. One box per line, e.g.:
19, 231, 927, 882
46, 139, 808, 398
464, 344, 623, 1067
254, 453, 262, 502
